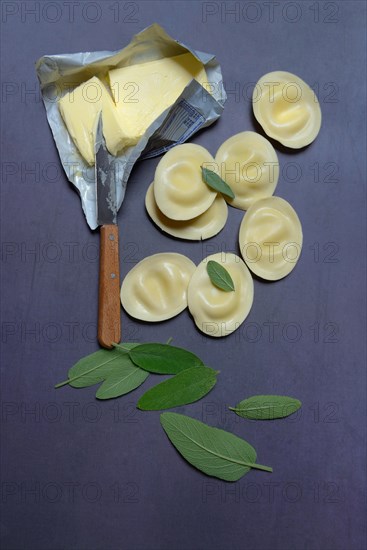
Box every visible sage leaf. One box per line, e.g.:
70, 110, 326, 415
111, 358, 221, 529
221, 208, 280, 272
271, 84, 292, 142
55, 343, 149, 400
229, 395, 302, 420
161, 413, 272, 481
129, 343, 203, 374
55, 344, 138, 389
201, 167, 235, 199
96, 364, 148, 400
207, 260, 235, 292
137, 366, 218, 410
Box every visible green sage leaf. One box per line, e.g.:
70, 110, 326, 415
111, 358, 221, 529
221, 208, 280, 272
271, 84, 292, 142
56, 343, 137, 389
65, 349, 118, 388
207, 260, 235, 292
137, 366, 218, 410
96, 364, 148, 400
161, 413, 272, 481
55, 343, 149, 399
201, 167, 235, 199
229, 395, 302, 420
129, 343, 203, 374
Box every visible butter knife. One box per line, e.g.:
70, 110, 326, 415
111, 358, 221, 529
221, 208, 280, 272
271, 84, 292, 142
95, 114, 121, 348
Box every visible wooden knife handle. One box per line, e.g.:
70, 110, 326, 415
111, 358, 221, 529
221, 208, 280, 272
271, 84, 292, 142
98, 224, 121, 348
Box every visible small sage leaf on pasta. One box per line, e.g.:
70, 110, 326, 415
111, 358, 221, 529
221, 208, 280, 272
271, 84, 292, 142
137, 367, 218, 410
207, 260, 235, 292
229, 395, 302, 420
201, 167, 235, 199
160, 413, 272, 481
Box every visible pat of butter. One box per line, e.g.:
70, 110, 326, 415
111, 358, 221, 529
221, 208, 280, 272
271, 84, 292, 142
108, 53, 208, 143
59, 76, 133, 165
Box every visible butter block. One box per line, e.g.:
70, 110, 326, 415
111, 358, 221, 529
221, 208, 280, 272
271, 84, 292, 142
59, 76, 132, 165
109, 53, 208, 142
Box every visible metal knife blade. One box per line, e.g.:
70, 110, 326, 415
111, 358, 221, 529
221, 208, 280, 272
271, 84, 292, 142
95, 114, 117, 226
94, 113, 121, 349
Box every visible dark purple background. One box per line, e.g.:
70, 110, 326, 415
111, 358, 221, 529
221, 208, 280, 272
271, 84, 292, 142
1, 2, 366, 549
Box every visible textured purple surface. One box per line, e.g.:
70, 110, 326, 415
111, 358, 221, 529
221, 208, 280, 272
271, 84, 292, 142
1, 2, 366, 549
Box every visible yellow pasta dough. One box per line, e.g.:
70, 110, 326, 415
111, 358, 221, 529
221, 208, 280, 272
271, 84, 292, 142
187, 253, 254, 337
252, 71, 322, 148
120, 253, 196, 322
215, 131, 279, 210
239, 196, 303, 280
154, 144, 217, 220
145, 183, 228, 240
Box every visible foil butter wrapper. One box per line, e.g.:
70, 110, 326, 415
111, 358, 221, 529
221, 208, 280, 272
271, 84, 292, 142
35, 23, 227, 229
